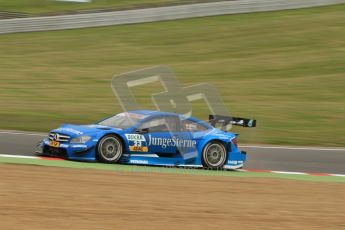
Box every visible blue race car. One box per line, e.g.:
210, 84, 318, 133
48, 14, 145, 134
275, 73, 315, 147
37, 110, 256, 169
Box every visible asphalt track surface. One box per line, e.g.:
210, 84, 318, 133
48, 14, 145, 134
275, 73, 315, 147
0, 131, 344, 174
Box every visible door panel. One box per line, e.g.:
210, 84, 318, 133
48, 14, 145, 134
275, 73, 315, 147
134, 115, 180, 156
144, 132, 177, 156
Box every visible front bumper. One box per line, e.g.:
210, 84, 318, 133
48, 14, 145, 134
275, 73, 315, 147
37, 139, 97, 161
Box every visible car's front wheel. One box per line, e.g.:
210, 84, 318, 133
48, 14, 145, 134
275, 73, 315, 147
96, 135, 123, 163
202, 141, 227, 169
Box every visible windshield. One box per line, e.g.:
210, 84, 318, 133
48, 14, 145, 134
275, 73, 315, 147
97, 112, 144, 129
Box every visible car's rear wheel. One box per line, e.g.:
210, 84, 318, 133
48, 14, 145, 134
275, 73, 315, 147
202, 141, 227, 169
96, 135, 123, 163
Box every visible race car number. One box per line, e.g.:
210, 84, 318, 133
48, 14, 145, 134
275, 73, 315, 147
49, 141, 60, 147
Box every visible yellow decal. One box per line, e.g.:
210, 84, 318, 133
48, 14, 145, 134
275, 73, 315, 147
129, 146, 148, 152
49, 141, 60, 147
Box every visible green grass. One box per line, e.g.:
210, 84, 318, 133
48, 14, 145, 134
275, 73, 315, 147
1, 156, 344, 182
0, 5, 344, 146
0, 0, 209, 15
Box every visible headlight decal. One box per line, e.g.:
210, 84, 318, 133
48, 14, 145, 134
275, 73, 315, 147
70, 136, 91, 144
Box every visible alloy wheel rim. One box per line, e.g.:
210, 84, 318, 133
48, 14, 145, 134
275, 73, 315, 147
205, 143, 225, 167
100, 137, 121, 161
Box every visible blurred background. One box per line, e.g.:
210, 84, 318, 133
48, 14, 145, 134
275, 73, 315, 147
0, 0, 344, 146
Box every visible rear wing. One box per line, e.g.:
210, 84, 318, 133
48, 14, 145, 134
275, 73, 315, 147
209, 115, 256, 128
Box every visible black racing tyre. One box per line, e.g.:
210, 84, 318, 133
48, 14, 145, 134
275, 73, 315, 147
202, 141, 227, 169
96, 135, 123, 163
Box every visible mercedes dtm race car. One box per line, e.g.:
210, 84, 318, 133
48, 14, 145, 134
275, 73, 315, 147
36, 110, 256, 169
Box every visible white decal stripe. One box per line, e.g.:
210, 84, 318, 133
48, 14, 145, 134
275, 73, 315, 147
240, 145, 345, 151
224, 164, 243, 169
272, 171, 308, 175
177, 164, 203, 168
129, 154, 159, 158
0, 154, 39, 159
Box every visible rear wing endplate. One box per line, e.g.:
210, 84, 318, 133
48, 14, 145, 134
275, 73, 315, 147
209, 115, 256, 128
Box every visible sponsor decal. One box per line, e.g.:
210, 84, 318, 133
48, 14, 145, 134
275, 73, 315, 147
125, 134, 148, 152
129, 146, 148, 152
48, 141, 59, 147
228, 160, 244, 165
125, 134, 146, 142
55, 128, 83, 135
125, 133, 196, 151
233, 120, 244, 126
247, 120, 254, 127
148, 135, 196, 149
129, 159, 148, 164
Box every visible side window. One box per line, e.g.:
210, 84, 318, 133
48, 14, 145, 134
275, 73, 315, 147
181, 119, 208, 132
139, 116, 178, 133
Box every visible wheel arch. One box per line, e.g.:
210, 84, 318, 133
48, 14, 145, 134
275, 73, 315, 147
97, 132, 126, 149
199, 138, 229, 166
95, 132, 128, 162
200, 138, 229, 154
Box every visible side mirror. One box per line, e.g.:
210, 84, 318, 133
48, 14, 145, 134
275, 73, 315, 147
136, 128, 149, 134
